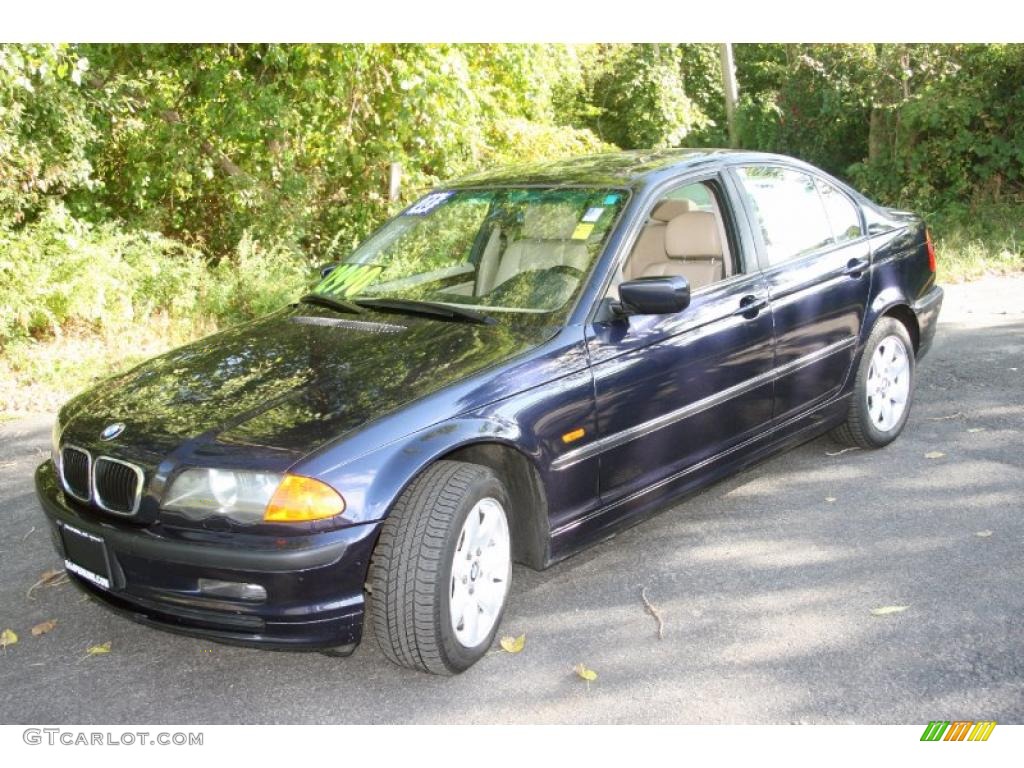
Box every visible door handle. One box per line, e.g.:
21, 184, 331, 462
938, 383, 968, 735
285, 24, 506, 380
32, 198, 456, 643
734, 293, 769, 317
844, 257, 870, 277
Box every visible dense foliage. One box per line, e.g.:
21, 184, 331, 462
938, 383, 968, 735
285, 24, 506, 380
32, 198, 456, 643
1, 43, 1022, 410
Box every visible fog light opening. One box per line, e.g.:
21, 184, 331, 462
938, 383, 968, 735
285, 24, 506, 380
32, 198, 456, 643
197, 579, 267, 602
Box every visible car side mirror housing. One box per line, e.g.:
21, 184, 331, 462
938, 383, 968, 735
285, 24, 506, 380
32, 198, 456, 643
615, 275, 691, 316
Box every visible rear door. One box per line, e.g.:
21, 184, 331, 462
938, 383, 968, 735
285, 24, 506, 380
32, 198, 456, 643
730, 164, 872, 422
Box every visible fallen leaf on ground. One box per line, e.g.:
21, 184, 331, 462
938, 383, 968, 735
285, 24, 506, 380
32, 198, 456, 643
825, 497, 837, 503
500, 634, 526, 653
1, 628, 18, 650
975, 530, 993, 538
31, 620, 57, 637
924, 451, 946, 459
870, 605, 909, 616
86, 642, 111, 656
574, 663, 598, 682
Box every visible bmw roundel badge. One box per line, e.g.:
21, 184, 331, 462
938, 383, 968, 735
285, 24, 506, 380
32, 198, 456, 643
100, 422, 126, 441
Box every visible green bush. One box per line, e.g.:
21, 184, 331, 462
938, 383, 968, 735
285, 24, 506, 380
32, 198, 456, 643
0, 204, 194, 344
203, 231, 314, 324
0, 204, 314, 349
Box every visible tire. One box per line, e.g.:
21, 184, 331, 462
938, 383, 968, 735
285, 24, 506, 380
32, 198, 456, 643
831, 317, 916, 449
368, 460, 513, 675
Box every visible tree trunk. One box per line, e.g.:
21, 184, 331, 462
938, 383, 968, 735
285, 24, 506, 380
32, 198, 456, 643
868, 107, 885, 165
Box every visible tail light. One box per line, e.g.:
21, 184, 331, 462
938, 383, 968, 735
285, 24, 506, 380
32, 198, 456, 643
925, 229, 937, 273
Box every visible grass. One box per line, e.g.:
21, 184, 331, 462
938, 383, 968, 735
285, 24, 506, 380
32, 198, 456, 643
928, 202, 1024, 282
0, 314, 216, 418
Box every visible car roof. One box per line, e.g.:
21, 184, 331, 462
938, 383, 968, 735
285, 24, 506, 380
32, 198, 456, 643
445, 148, 812, 189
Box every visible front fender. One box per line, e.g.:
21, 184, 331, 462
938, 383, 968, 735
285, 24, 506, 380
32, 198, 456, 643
307, 416, 538, 526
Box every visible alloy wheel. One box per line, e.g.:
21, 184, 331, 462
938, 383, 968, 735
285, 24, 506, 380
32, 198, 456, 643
866, 334, 911, 432
449, 497, 511, 648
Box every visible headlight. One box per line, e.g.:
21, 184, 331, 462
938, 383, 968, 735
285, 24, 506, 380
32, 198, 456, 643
163, 468, 345, 524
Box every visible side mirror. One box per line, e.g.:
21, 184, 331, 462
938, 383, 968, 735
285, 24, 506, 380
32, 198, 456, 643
616, 275, 691, 316
318, 263, 338, 279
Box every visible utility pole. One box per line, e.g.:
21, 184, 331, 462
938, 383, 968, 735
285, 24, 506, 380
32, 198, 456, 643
719, 43, 739, 148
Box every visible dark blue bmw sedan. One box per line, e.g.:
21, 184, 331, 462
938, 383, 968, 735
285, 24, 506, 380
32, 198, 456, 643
37, 149, 943, 674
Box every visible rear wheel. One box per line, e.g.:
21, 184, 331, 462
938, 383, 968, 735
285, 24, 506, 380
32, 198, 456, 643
832, 317, 916, 448
368, 460, 512, 674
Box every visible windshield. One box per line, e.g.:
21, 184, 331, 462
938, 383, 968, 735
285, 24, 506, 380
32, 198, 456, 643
311, 187, 628, 314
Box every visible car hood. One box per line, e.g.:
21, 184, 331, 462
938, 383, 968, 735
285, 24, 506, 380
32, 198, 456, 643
59, 306, 552, 464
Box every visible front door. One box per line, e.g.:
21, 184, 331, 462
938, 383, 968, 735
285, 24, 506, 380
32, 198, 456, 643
581, 175, 776, 504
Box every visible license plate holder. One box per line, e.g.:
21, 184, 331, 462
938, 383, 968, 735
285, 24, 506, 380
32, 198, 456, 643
60, 523, 112, 590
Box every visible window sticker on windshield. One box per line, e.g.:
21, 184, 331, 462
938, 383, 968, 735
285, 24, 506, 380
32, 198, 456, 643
318, 263, 383, 297
404, 191, 455, 216
572, 223, 595, 240
581, 207, 604, 223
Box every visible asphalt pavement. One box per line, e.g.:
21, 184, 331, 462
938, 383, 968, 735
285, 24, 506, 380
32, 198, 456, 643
1, 275, 1021, 724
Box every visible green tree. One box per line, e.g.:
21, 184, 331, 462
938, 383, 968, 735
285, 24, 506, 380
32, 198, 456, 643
588, 44, 706, 149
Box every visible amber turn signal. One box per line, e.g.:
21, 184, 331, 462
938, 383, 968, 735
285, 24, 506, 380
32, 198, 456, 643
561, 427, 586, 444
263, 475, 345, 522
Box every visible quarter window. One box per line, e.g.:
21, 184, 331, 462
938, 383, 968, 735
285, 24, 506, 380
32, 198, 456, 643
817, 180, 863, 244
735, 166, 833, 266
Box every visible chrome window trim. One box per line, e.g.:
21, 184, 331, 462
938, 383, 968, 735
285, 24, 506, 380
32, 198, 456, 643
552, 336, 857, 470
59, 444, 93, 503
92, 455, 145, 517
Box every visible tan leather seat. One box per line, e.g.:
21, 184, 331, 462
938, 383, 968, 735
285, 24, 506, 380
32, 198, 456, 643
638, 211, 724, 289
491, 204, 589, 289
624, 199, 696, 280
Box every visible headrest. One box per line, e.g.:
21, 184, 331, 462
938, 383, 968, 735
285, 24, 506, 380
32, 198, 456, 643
521, 204, 580, 240
665, 211, 722, 259
651, 198, 696, 222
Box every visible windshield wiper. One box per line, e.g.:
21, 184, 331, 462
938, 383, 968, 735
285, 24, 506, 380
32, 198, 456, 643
299, 293, 365, 315
353, 297, 496, 325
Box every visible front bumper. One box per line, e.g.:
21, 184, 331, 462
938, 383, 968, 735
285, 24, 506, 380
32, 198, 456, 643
35, 461, 379, 650
913, 284, 944, 360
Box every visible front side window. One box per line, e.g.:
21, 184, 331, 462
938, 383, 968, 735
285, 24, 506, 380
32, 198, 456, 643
734, 166, 833, 266
615, 179, 738, 294
312, 187, 627, 315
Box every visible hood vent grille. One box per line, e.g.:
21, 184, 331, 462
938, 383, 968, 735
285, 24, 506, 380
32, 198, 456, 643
290, 316, 406, 334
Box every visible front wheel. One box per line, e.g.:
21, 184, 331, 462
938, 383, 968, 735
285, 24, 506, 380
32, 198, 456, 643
368, 461, 512, 674
832, 317, 916, 448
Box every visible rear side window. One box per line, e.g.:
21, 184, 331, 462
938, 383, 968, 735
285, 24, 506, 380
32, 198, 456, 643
734, 166, 833, 266
816, 180, 863, 244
